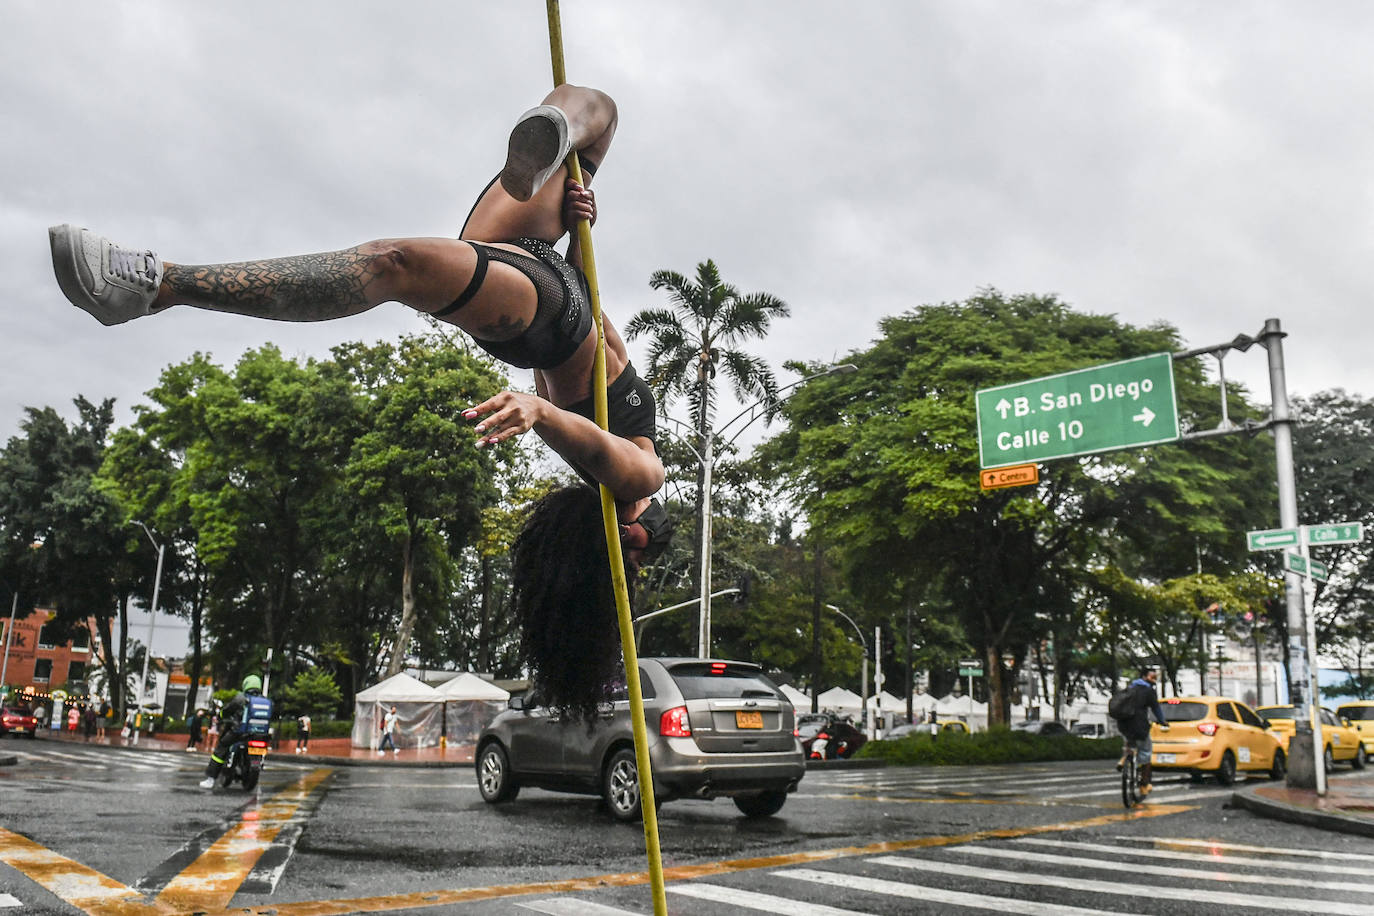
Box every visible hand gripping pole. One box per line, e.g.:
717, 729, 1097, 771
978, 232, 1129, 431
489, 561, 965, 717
544, 4, 668, 914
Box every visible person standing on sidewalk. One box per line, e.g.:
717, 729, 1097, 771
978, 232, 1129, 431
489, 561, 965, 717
295, 713, 311, 754
186, 709, 204, 752
378, 706, 399, 755
123, 707, 139, 746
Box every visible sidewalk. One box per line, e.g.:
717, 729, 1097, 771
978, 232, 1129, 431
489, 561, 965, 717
24, 729, 474, 768
1233, 772, 1374, 838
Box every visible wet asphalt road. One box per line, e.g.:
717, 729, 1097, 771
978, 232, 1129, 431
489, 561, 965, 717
1, 739, 1370, 914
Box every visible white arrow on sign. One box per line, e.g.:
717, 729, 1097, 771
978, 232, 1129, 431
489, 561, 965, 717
996, 398, 1012, 419
1253, 531, 1297, 548
1132, 407, 1156, 427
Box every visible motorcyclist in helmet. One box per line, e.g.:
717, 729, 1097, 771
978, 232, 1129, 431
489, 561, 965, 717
199, 674, 266, 789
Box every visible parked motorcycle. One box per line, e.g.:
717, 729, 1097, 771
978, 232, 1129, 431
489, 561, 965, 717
219, 733, 269, 790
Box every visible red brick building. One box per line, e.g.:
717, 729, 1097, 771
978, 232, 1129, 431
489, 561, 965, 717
0, 606, 98, 700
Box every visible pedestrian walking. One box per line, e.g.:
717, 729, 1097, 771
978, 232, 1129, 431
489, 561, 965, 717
82, 705, 97, 741
186, 709, 204, 752
378, 706, 399, 755
295, 713, 311, 754
96, 700, 109, 739
67, 705, 79, 733
123, 707, 139, 745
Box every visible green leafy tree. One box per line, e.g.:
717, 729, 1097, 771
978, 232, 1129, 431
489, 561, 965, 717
276, 667, 344, 719
766, 290, 1271, 724
625, 260, 790, 642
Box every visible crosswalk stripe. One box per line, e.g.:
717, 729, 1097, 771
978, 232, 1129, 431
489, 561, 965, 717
1118, 835, 1374, 862
1050, 783, 1234, 801
517, 898, 643, 915
1015, 837, 1374, 876
0, 894, 23, 908
956, 844, 1374, 894
776, 867, 1119, 915
669, 882, 869, 914
870, 854, 1372, 914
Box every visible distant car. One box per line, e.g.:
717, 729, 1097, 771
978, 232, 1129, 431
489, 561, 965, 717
1071, 722, 1107, 738
797, 713, 867, 759
1334, 701, 1374, 755
884, 723, 920, 740
1012, 720, 1070, 737
1256, 705, 1367, 771
1153, 696, 1284, 785
0, 705, 39, 739
475, 658, 805, 821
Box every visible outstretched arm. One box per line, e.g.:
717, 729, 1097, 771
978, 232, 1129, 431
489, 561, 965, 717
465, 390, 664, 502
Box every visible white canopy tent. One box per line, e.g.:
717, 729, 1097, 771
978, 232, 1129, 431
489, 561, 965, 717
816, 686, 863, 713
436, 673, 509, 745
351, 673, 443, 749
910, 692, 938, 714
778, 683, 811, 711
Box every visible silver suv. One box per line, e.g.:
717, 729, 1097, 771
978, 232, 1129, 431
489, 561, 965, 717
475, 658, 805, 820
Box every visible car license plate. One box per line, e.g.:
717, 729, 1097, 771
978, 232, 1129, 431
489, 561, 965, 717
1155, 752, 1176, 764
735, 711, 763, 729
248, 745, 268, 756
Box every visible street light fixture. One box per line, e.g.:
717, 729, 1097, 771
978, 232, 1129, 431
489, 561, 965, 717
825, 604, 869, 735
665, 364, 858, 658
129, 521, 166, 713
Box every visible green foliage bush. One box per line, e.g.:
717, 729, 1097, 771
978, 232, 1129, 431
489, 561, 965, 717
855, 727, 1122, 766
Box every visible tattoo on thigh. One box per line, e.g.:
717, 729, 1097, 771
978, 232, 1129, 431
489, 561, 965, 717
164, 248, 387, 321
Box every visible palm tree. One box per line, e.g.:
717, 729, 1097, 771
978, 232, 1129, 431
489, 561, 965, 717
624, 260, 790, 654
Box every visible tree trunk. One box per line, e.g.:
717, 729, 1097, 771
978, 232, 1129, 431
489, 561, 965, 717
97, 601, 120, 715
476, 553, 492, 672
984, 645, 1005, 727
387, 526, 417, 677
117, 593, 129, 716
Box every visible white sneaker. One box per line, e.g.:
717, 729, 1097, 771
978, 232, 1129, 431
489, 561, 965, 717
198, 777, 215, 789
377, 749, 385, 755
48, 224, 163, 326
500, 105, 570, 202
392, 748, 399, 755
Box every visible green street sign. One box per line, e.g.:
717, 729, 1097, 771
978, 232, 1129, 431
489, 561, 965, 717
1307, 522, 1364, 546
958, 668, 983, 677
1248, 527, 1300, 551
1310, 559, 1330, 583
976, 353, 1180, 469
1284, 552, 1308, 575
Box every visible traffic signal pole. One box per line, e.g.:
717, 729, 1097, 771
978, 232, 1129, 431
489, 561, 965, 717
1262, 318, 1325, 794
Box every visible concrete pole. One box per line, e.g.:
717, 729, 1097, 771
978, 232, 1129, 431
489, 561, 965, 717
696, 432, 714, 658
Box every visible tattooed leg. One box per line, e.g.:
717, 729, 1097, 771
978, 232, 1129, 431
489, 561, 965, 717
152, 238, 484, 321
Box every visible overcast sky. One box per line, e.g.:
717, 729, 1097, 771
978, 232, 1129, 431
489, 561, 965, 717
4, 1, 1371, 462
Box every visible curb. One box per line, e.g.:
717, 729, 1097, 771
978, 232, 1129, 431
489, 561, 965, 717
1231, 786, 1374, 839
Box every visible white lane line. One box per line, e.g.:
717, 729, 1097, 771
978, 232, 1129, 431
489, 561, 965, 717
11, 748, 109, 768
517, 899, 643, 915
1051, 782, 1234, 800
808, 770, 1088, 790
776, 867, 1119, 915
955, 844, 1374, 894
669, 882, 870, 914
1014, 837, 1374, 877
1117, 836, 1374, 862
871, 855, 1373, 913
0, 894, 22, 908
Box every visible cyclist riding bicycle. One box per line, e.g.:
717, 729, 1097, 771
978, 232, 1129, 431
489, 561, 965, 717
1112, 666, 1170, 797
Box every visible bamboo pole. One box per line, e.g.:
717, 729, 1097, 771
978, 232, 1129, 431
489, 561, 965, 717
544, 5, 668, 914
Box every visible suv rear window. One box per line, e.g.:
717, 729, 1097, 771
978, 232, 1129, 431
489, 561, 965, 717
1338, 706, 1374, 721
1160, 701, 1208, 723
666, 663, 782, 701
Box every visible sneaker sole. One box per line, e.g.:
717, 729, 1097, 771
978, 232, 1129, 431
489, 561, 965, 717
47, 224, 130, 326
500, 106, 569, 202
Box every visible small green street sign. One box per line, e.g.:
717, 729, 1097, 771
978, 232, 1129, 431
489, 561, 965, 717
1284, 552, 1308, 575
1307, 522, 1365, 546
1310, 559, 1330, 583
1248, 527, 1301, 551
958, 668, 983, 677
976, 353, 1180, 469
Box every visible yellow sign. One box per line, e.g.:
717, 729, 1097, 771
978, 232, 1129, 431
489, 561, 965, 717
980, 463, 1040, 491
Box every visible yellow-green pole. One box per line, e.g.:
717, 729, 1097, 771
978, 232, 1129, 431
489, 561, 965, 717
544, 4, 668, 914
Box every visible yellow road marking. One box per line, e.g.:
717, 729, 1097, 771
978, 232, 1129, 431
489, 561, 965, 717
155, 767, 332, 913
239, 804, 1193, 915
0, 827, 162, 916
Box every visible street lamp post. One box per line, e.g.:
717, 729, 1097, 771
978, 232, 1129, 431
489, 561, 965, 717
668, 364, 858, 658
130, 522, 166, 713
825, 604, 869, 736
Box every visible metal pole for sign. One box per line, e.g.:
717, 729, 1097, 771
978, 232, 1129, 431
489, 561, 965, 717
1301, 534, 1327, 795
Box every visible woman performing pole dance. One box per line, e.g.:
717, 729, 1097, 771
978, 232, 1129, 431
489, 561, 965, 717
49, 84, 672, 718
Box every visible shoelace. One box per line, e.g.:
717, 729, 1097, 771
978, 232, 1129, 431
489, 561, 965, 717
107, 245, 159, 289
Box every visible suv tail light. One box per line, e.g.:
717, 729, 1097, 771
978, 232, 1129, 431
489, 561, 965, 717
659, 706, 692, 737
1197, 722, 1218, 736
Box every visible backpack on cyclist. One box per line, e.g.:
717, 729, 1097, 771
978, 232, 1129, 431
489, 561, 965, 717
242, 694, 274, 736
1107, 686, 1141, 722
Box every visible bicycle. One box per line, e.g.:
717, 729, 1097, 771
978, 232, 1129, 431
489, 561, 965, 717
1121, 739, 1143, 808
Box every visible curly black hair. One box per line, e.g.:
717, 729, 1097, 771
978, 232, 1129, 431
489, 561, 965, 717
511, 485, 634, 721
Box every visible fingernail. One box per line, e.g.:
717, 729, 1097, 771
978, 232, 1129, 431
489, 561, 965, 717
463, 409, 477, 419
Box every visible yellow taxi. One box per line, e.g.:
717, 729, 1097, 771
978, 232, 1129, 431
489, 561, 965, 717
1151, 696, 1284, 785
1334, 701, 1374, 755
1256, 705, 1368, 771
